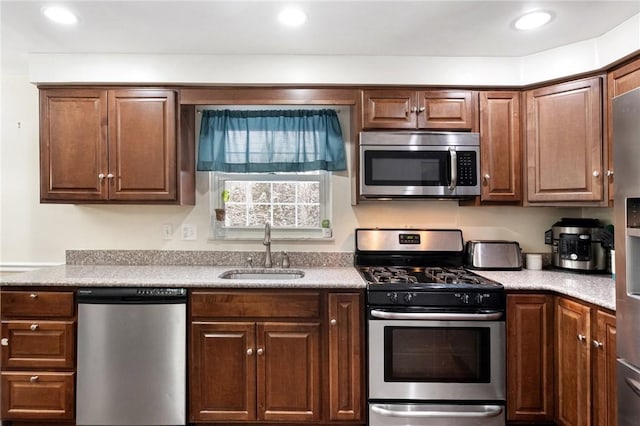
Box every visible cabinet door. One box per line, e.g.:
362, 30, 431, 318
607, 57, 640, 201
328, 293, 363, 421
593, 309, 617, 426
417, 90, 478, 131
40, 89, 108, 201
480, 91, 522, 202
506, 294, 554, 422
107, 89, 177, 201
556, 297, 592, 426
190, 322, 256, 422
1, 320, 75, 369
525, 77, 604, 203
257, 322, 321, 422
362, 89, 417, 129
1, 371, 75, 421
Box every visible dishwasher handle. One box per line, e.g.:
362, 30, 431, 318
77, 287, 187, 304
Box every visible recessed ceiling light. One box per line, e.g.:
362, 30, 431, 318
278, 7, 307, 27
42, 5, 78, 25
514, 11, 552, 31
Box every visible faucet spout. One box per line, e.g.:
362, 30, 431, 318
263, 222, 272, 268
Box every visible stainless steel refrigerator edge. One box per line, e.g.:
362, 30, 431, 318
613, 87, 640, 424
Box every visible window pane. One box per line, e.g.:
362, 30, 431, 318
298, 182, 320, 203
298, 204, 320, 227
227, 181, 247, 203
273, 205, 296, 227
248, 204, 270, 226
273, 182, 296, 203
226, 204, 247, 227
251, 182, 271, 204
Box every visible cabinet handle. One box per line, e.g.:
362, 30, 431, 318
30, 376, 39, 383
593, 170, 600, 178
98, 173, 105, 180
107, 173, 114, 179
256, 348, 264, 356
607, 170, 614, 178
247, 348, 253, 356
577, 333, 587, 342
1, 338, 8, 346
330, 319, 337, 326
30, 324, 39, 331
593, 340, 603, 348
29, 293, 38, 299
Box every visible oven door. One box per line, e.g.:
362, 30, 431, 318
368, 311, 505, 401
359, 145, 479, 198
369, 403, 505, 426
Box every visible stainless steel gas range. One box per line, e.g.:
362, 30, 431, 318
356, 228, 506, 426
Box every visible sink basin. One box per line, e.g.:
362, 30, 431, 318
219, 269, 305, 280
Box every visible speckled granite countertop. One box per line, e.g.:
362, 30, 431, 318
0, 265, 365, 289
477, 269, 615, 311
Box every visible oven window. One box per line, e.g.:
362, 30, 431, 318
365, 151, 448, 185
384, 326, 491, 383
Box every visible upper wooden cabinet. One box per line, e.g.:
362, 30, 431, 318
607, 56, 640, 202
40, 88, 193, 204
362, 89, 478, 131
524, 77, 605, 205
479, 91, 522, 202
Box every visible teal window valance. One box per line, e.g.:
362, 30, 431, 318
197, 109, 347, 173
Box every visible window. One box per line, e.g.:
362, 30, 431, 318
211, 172, 331, 240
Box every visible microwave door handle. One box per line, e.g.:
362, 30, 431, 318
448, 147, 457, 191
371, 404, 503, 419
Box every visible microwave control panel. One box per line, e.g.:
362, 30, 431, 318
457, 152, 477, 186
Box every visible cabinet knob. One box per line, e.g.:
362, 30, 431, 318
593, 340, 603, 348
418, 106, 426, 113
410, 107, 418, 113
256, 348, 264, 356
30, 324, 39, 331
98, 173, 105, 180
577, 333, 587, 342
607, 170, 614, 178
107, 173, 114, 179
593, 170, 600, 177
247, 348, 253, 356
330, 319, 337, 326
30, 376, 39, 383
29, 293, 38, 299
1, 338, 8, 346
484, 174, 490, 181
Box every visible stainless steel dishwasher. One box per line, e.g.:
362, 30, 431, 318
76, 287, 187, 426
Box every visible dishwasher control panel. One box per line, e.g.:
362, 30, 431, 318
77, 287, 187, 303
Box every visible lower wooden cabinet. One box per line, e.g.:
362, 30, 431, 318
507, 293, 616, 426
506, 293, 555, 422
189, 290, 364, 424
0, 289, 76, 423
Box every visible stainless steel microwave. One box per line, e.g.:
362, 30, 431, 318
359, 131, 480, 199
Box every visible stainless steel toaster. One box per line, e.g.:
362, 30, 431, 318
465, 240, 523, 270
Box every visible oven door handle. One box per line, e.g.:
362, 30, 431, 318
370, 309, 503, 321
371, 404, 504, 419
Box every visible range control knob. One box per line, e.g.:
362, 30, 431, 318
403, 292, 414, 303
387, 292, 399, 304
475, 293, 484, 304
457, 293, 470, 304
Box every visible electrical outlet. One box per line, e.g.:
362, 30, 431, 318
161, 224, 173, 240
181, 224, 197, 241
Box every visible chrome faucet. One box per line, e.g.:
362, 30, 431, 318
263, 222, 272, 268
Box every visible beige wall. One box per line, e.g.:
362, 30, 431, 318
0, 73, 612, 266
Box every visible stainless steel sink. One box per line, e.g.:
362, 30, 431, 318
219, 269, 305, 280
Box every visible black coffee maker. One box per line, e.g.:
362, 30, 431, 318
545, 218, 608, 272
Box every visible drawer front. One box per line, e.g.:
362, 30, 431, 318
1, 372, 75, 421
1, 321, 75, 369
191, 291, 320, 319
1, 291, 74, 318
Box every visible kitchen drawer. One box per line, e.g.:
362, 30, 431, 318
191, 291, 320, 319
1, 320, 75, 369
1, 371, 75, 421
1, 291, 74, 318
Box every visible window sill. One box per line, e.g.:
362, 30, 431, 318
210, 222, 334, 242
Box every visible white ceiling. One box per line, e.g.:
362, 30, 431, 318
3, 0, 640, 74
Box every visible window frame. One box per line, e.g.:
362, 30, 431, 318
209, 171, 332, 240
